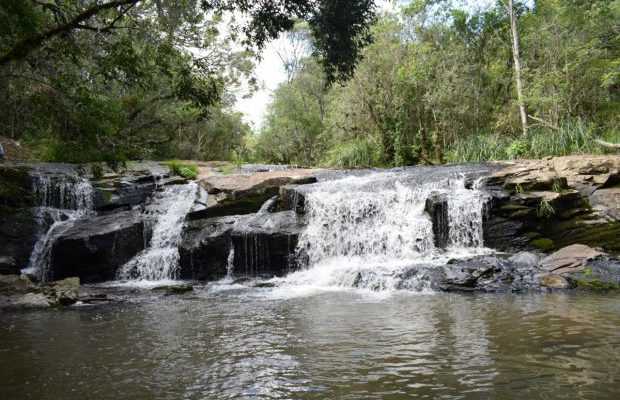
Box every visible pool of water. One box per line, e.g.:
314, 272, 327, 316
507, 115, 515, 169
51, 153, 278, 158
1, 284, 620, 399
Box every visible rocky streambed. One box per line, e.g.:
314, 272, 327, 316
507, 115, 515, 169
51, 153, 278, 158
1, 156, 619, 307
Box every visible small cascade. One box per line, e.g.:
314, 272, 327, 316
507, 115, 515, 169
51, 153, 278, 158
282, 170, 490, 290
117, 183, 197, 281
25, 171, 93, 281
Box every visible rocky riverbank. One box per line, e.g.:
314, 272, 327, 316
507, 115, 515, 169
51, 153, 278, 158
1, 155, 619, 307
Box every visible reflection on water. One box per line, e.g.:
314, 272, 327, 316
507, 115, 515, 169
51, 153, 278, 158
1, 287, 620, 399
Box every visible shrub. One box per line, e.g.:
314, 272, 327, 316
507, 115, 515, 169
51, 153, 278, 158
167, 160, 198, 180
91, 163, 105, 180
506, 140, 529, 159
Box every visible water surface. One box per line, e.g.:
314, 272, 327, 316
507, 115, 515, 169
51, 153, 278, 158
2, 286, 620, 399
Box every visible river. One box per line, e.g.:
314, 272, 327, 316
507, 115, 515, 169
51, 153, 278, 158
2, 284, 619, 399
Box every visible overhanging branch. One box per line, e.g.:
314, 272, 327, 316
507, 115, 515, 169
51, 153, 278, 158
0, 0, 139, 66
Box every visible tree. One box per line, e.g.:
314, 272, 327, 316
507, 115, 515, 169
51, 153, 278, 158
0, 0, 376, 82
507, 0, 528, 137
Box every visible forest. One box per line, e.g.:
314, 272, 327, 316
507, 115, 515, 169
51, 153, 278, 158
1, 0, 618, 167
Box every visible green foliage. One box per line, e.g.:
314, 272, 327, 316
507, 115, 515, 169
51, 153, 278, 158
256, 1, 619, 167
515, 183, 525, 195
574, 278, 620, 292
91, 163, 105, 181
584, 266, 592, 278
0, 0, 375, 164
166, 160, 198, 180
530, 238, 555, 251
507, 140, 529, 159
537, 199, 555, 218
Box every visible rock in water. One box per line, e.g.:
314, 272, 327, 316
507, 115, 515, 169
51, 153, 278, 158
41, 277, 80, 306
152, 284, 193, 295
539, 274, 570, 289
0, 274, 50, 308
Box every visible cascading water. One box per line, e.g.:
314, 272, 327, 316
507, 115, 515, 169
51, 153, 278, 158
281, 170, 491, 291
117, 182, 197, 281
24, 171, 93, 281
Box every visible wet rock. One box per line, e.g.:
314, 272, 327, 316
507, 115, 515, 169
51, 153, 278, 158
540, 244, 606, 276
41, 277, 80, 306
0, 256, 17, 275
0, 165, 37, 271
254, 281, 277, 288
567, 257, 620, 292
440, 255, 543, 292
538, 274, 570, 289
589, 188, 620, 221
50, 211, 147, 282
16, 292, 51, 307
188, 169, 318, 219
483, 156, 620, 252
92, 170, 174, 214
152, 284, 193, 294
178, 216, 237, 280
508, 251, 542, 267
0, 274, 49, 308
425, 192, 449, 249
0, 274, 37, 295
279, 185, 306, 213
231, 211, 302, 277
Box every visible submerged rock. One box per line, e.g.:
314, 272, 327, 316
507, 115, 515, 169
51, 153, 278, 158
538, 274, 570, 289
152, 284, 193, 294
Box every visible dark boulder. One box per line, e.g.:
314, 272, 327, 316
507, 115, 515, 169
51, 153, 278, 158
92, 171, 163, 214
231, 211, 303, 277
0, 165, 37, 273
425, 192, 449, 249
440, 254, 543, 292
178, 216, 237, 280
279, 185, 306, 213
50, 211, 147, 282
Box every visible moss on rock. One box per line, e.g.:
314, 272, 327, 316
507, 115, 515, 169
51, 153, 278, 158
530, 238, 555, 251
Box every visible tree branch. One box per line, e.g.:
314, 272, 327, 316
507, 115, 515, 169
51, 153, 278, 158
0, 0, 139, 66
594, 139, 620, 149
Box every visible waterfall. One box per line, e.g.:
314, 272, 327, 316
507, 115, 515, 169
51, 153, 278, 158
117, 183, 197, 281
24, 172, 93, 281
282, 171, 490, 290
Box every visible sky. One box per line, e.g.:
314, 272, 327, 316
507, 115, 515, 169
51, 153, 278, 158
234, 0, 501, 130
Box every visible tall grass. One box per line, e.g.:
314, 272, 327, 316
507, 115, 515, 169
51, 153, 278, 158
445, 134, 512, 163
324, 139, 377, 168
446, 119, 617, 163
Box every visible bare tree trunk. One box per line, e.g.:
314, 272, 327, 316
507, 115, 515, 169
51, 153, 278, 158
508, 0, 528, 138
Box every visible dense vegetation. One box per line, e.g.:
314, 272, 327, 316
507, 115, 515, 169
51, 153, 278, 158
254, 0, 620, 167
0, 0, 374, 165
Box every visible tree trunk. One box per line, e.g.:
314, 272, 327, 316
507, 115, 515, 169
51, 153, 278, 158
508, 0, 528, 138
